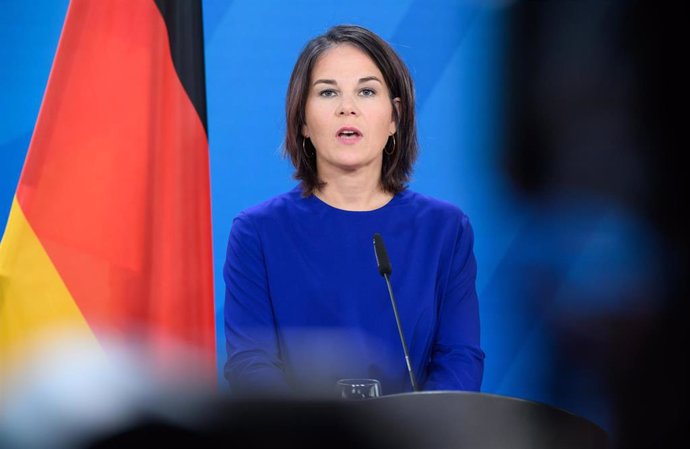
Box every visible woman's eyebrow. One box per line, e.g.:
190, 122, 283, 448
312, 76, 383, 87
313, 79, 337, 87
358, 76, 383, 84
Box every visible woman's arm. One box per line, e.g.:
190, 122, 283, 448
424, 215, 485, 391
223, 212, 290, 395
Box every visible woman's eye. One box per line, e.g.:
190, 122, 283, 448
360, 88, 376, 97
319, 89, 337, 97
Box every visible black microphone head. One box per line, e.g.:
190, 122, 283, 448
372, 233, 392, 276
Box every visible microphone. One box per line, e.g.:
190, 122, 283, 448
372, 233, 419, 392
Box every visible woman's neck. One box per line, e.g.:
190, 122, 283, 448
314, 171, 393, 211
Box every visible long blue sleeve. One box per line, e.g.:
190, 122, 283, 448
423, 215, 484, 391
223, 212, 290, 394
224, 187, 484, 396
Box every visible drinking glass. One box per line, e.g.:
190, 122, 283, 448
335, 378, 381, 400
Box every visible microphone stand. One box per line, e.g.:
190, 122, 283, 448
383, 271, 420, 392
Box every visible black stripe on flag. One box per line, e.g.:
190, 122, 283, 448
154, 0, 208, 134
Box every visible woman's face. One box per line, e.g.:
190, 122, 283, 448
302, 44, 398, 177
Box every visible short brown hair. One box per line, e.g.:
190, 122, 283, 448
284, 25, 418, 196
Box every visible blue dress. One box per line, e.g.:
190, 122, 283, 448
223, 186, 484, 396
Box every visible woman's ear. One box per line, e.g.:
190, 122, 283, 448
390, 97, 401, 134
302, 124, 309, 138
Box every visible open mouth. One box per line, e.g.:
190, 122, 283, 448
336, 127, 362, 139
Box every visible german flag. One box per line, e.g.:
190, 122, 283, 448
0, 0, 215, 386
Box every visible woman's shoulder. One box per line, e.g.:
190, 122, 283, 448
399, 189, 470, 222
234, 186, 306, 223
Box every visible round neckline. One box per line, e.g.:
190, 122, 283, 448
307, 188, 406, 214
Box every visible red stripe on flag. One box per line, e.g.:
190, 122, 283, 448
16, 0, 215, 376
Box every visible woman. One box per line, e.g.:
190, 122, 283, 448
224, 25, 484, 396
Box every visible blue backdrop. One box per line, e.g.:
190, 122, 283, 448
4, 0, 662, 440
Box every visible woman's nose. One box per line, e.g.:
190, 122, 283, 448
337, 96, 359, 116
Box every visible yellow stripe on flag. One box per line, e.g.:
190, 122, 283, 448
0, 197, 100, 386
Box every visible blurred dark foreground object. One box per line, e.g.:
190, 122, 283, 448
83, 391, 609, 449
504, 1, 689, 447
